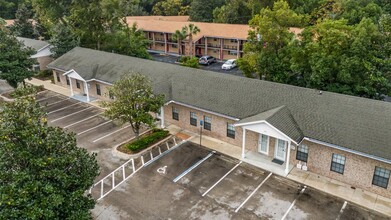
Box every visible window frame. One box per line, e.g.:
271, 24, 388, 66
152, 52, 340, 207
76, 80, 81, 89
259, 134, 269, 155
372, 166, 390, 189
66, 77, 70, 85
204, 116, 211, 131
190, 112, 197, 126
172, 107, 179, 120
296, 144, 309, 162
330, 153, 346, 174
227, 123, 235, 139
56, 72, 61, 82
96, 84, 101, 96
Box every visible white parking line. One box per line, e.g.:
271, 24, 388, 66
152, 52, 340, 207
37, 95, 59, 102
47, 103, 80, 114
50, 106, 93, 123
91, 124, 133, 143
235, 172, 273, 213
63, 113, 101, 128
335, 201, 347, 220
77, 120, 112, 136
281, 185, 307, 220
46, 98, 70, 107
173, 151, 215, 183
202, 161, 242, 197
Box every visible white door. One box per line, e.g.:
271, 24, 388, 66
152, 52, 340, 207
258, 134, 269, 155
275, 139, 286, 161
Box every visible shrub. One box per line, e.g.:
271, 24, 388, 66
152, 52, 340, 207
179, 56, 199, 69
34, 69, 53, 80
10, 85, 44, 98
127, 129, 169, 152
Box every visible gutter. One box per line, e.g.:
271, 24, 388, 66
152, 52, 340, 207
304, 137, 391, 165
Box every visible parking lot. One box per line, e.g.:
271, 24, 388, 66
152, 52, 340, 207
93, 141, 388, 220
150, 53, 244, 77
36, 90, 139, 179
36, 90, 389, 220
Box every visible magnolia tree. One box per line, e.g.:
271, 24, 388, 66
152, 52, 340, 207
102, 72, 165, 137
0, 96, 99, 219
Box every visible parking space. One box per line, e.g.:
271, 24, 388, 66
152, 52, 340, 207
149, 52, 244, 76
93, 142, 389, 220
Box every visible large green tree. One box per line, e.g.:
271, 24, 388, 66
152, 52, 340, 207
0, 28, 34, 88
0, 96, 99, 219
0, 0, 24, 19
102, 72, 165, 137
152, 0, 190, 16
189, 0, 225, 22
10, 4, 37, 38
49, 23, 80, 58
239, 0, 305, 81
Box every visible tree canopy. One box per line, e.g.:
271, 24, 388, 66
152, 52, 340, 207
0, 96, 99, 219
102, 72, 165, 137
0, 27, 34, 88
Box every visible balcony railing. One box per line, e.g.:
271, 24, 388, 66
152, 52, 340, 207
223, 45, 239, 50
207, 43, 221, 48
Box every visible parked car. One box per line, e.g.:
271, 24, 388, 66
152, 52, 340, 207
221, 59, 237, 70
198, 56, 216, 65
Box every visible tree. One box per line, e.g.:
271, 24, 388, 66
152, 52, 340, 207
183, 23, 200, 56
172, 28, 187, 55
0, 28, 35, 88
189, 0, 225, 22
103, 23, 151, 59
49, 23, 80, 58
213, 0, 258, 24
0, 0, 24, 19
102, 72, 165, 137
10, 4, 36, 38
31, 0, 72, 25
0, 96, 99, 219
152, 0, 190, 16
239, 0, 305, 81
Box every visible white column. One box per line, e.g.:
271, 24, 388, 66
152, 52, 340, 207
285, 141, 291, 174
69, 77, 74, 96
205, 37, 208, 55
84, 81, 90, 102
160, 106, 165, 128
242, 127, 246, 159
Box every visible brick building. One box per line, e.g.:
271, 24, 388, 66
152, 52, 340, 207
126, 16, 301, 60
17, 37, 53, 71
48, 47, 391, 198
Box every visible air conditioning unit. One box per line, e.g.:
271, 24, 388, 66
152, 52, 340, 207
302, 162, 308, 171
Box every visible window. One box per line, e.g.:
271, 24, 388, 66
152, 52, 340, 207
372, 167, 390, 188
56, 72, 61, 82
172, 44, 178, 48
172, 107, 179, 120
204, 116, 211, 131
227, 123, 235, 139
214, 38, 218, 41
230, 39, 238, 43
228, 50, 238, 55
76, 80, 81, 89
109, 91, 114, 99
331, 154, 345, 174
296, 144, 309, 162
259, 134, 268, 154
96, 84, 101, 96
190, 112, 197, 126
66, 77, 70, 85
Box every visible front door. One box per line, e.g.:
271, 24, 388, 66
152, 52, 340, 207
275, 139, 286, 161
258, 134, 268, 155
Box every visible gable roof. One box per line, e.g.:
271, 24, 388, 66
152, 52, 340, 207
47, 47, 391, 162
126, 16, 302, 41
17, 37, 50, 52
237, 106, 304, 144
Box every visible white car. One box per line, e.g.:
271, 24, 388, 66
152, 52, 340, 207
221, 59, 237, 70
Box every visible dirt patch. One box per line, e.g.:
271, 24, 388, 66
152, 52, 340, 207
176, 132, 190, 140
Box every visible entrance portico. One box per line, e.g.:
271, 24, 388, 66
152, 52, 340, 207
235, 106, 303, 176
63, 69, 91, 102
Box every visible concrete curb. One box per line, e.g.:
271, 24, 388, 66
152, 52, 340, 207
112, 131, 175, 160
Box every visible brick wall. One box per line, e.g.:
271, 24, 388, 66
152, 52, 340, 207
37, 56, 53, 70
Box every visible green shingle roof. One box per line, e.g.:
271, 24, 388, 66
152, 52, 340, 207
47, 47, 391, 162
17, 37, 49, 52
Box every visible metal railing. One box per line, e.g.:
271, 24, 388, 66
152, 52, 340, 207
89, 136, 186, 200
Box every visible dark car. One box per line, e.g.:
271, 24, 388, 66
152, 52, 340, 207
198, 56, 216, 65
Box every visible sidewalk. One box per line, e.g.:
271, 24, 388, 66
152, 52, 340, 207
166, 125, 391, 217
27, 78, 104, 109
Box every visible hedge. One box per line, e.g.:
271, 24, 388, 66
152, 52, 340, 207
127, 129, 169, 152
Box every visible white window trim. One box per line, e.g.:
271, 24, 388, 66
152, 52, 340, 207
258, 134, 269, 155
